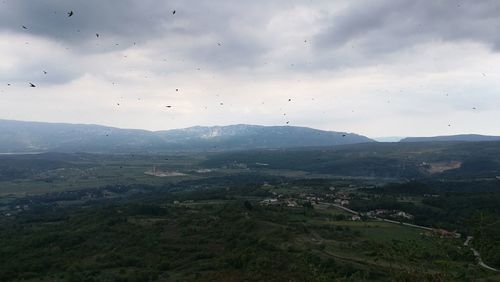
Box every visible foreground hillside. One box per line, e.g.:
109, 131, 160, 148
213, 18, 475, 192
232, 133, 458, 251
1, 177, 498, 281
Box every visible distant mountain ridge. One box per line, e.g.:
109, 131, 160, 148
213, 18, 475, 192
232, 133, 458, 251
0, 119, 374, 153
400, 134, 500, 143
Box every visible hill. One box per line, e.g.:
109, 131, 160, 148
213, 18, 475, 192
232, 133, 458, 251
401, 134, 500, 143
0, 119, 374, 153
203, 141, 500, 179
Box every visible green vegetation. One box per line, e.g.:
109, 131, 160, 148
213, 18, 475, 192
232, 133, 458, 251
203, 141, 500, 179
1, 143, 500, 281
0, 194, 487, 281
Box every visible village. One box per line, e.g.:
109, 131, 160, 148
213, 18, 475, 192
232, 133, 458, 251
259, 194, 413, 220
252, 183, 464, 240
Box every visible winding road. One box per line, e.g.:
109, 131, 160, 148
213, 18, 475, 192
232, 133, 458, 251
464, 236, 500, 272
319, 201, 500, 272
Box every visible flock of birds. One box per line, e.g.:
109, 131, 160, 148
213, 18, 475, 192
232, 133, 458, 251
20, 10, 73, 88
4, 7, 483, 130
13, 8, 257, 127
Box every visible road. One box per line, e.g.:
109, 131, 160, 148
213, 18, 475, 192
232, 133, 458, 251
464, 236, 500, 272
317, 202, 360, 215
319, 201, 500, 272
318, 202, 440, 233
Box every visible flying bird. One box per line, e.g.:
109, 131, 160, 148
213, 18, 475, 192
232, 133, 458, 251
22, 25, 27, 29
29, 83, 36, 87
172, 10, 176, 15
96, 33, 99, 38
68, 11, 74, 17
43, 71, 47, 74
166, 105, 172, 108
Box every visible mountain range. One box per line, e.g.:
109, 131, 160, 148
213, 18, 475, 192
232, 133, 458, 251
2, 119, 499, 154
0, 119, 373, 153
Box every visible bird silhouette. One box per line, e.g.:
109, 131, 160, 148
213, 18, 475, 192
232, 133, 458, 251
172, 10, 176, 15
68, 11, 74, 17
29, 83, 36, 87
96, 33, 99, 38
22, 26, 27, 29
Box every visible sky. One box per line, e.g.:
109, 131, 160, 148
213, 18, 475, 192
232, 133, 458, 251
1, 0, 500, 138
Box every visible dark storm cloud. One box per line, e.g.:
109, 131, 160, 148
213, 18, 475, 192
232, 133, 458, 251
0, 0, 177, 51
2, 0, 500, 74
0, 0, 273, 59
0, 0, 280, 84
316, 0, 500, 55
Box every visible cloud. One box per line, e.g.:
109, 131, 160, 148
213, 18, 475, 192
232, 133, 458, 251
0, 0, 499, 137
316, 0, 500, 55
0, 0, 279, 66
0, 32, 84, 84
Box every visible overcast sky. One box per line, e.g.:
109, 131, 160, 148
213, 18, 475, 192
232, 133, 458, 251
1, 0, 500, 137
